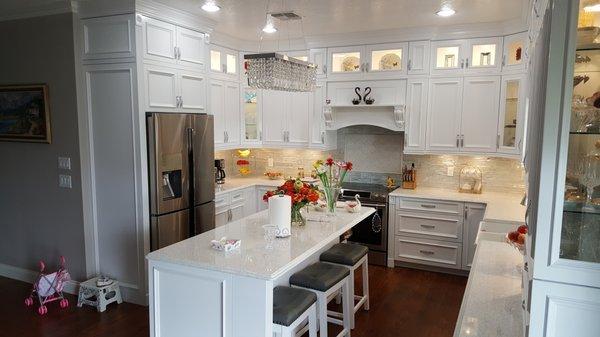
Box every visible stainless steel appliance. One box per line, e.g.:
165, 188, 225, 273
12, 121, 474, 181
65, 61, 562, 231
339, 183, 390, 265
215, 159, 226, 184
147, 112, 215, 251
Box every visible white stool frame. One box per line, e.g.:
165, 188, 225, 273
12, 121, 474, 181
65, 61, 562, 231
292, 275, 352, 337
325, 254, 369, 329
273, 302, 317, 337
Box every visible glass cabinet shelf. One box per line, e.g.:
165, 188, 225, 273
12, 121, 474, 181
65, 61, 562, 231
570, 131, 600, 135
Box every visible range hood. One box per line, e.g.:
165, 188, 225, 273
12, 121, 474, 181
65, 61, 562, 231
323, 104, 405, 132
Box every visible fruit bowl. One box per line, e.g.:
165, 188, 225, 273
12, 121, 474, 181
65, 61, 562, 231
264, 171, 283, 180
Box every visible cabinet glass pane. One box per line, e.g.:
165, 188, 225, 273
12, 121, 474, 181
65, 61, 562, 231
507, 40, 524, 66
561, 5, 600, 263
243, 89, 259, 141
503, 80, 520, 147
435, 46, 459, 68
331, 52, 361, 73
226, 54, 237, 74
211, 50, 221, 71
471, 44, 497, 67
370, 49, 403, 71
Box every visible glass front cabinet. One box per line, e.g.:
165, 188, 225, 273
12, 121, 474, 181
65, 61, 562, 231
210, 45, 238, 79
327, 43, 408, 79
430, 38, 502, 75
497, 74, 525, 155
503, 32, 527, 72
241, 87, 261, 146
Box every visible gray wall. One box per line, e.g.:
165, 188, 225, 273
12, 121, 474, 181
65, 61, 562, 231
0, 13, 86, 280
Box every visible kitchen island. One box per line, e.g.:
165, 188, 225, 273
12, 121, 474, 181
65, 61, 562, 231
146, 207, 375, 337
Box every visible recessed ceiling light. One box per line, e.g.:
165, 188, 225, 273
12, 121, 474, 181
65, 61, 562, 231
584, 4, 600, 12
201, 1, 220, 12
436, 5, 456, 17
262, 22, 277, 33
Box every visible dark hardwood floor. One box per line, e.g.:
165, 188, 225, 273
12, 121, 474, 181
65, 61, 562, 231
1, 266, 466, 337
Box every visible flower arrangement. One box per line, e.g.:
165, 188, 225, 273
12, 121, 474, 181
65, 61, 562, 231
313, 157, 353, 213
263, 179, 320, 225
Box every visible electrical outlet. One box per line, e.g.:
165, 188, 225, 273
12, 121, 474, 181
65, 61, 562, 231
267, 157, 274, 167
59, 174, 72, 188
447, 166, 454, 177
58, 156, 71, 170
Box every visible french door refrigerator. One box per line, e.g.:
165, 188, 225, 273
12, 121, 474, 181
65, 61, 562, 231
147, 112, 215, 251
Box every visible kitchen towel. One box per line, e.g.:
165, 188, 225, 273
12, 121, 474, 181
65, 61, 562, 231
268, 194, 291, 237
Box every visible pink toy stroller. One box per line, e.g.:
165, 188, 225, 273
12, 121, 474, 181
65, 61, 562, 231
24, 256, 71, 315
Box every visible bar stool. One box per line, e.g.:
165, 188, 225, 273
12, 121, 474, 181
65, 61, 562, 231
320, 243, 369, 329
289, 262, 352, 337
273, 286, 318, 337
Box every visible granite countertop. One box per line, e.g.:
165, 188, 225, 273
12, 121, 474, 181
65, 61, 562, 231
453, 240, 524, 337
389, 187, 526, 224
146, 207, 376, 280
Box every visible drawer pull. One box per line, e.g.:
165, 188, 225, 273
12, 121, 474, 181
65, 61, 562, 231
420, 204, 436, 209
420, 224, 436, 229
419, 250, 435, 255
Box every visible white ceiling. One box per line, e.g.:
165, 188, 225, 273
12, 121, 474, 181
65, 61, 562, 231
155, 0, 528, 41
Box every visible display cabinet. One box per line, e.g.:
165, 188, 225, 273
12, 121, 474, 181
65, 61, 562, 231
327, 46, 364, 80
210, 45, 238, 80
364, 42, 408, 78
465, 37, 502, 74
241, 87, 262, 146
430, 40, 465, 75
502, 32, 527, 72
497, 74, 526, 155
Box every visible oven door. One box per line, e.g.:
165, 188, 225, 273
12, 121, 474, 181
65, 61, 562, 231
347, 203, 388, 253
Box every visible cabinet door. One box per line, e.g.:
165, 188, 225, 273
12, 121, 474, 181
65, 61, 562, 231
144, 64, 178, 111
328, 46, 365, 80
502, 32, 527, 72
210, 79, 226, 145
224, 51, 237, 77
310, 82, 326, 147
261, 90, 287, 144
242, 88, 262, 145
210, 46, 237, 79
81, 14, 135, 61
461, 203, 486, 270
430, 40, 466, 75
287, 92, 310, 145
210, 48, 222, 73
465, 37, 502, 74
426, 78, 462, 152
176, 26, 205, 69
215, 208, 229, 227
309, 48, 328, 78
365, 42, 408, 78
243, 187, 257, 217
229, 203, 245, 222
142, 17, 177, 64
460, 76, 500, 153
408, 41, 430, 75
256, 186, 271, 212
224, 82, 240, 145
179, 71, 206, 112
498, 74, 525, 155
405, 78, 428, 153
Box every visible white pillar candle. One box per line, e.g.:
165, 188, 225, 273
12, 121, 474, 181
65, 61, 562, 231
268, 194, 291, 237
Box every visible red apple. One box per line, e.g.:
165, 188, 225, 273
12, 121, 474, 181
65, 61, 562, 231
517, 225, 528, 235
517, 233, 526, 245
508, 231, 519, 243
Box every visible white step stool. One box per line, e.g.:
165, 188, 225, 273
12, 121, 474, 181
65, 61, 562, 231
77, 277, 123, 312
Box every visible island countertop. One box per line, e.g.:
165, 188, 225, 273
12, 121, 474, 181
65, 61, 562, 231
146, 207, 375, 280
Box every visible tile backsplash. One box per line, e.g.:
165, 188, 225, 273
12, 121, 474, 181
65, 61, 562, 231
216, 126, 525, 193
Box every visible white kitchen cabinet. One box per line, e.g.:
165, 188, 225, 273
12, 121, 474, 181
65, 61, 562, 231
465, 37, 503, 74
328, 46, 365, 80
214, 187, 258, 227
497, 74, 526, 155
310, 82, 337, 149
364, 42, 408, 78
210, 45, 238, 80
262, 90, 310, 147
210, 79, 240, 148
256, 186, 272, 212
287, 92, 311, 146
142, 16, 205, 70
460, 76, 501, 153
241, 87, 262, 146
502, 32, 527, 72
430, 40, 466, 76
407, 40, 430, 75
81, 14, 135, 61
143, 64, 206, 113
309, 48, 328, 78
261, 89, 287, 144
243, 187, 257, 217
461, 203, 486, 269
404, 77, 428, 153
426, 77, 463, 152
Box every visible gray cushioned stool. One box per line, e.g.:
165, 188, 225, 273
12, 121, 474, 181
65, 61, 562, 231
273, 286, 317, 337
320, 243, 370, 329
290, 262, 352, 337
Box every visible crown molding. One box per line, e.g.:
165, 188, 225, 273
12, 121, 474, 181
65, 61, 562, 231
73, 0, 135, 18
0, 0, 74, 23
135, 0, 216, 34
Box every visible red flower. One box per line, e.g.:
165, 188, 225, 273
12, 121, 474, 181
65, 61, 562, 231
344, 162, 353, 171
326, 157, 334, 166
262, 190, 275, 202
307, 192, 319, 203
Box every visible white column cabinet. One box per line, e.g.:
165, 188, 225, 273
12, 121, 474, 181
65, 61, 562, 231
210, 79, 240, 148
178, 71, 206, 112
426, 77, 463, 152
460, 76, 500, 153
404, 77, 428, 153
407, 41, 430, 75
224, 82, 240, 145
143, 64, 206, 113
176, 26, 206, 69
287, 92, 310, 145
262, 90, 310, 147
210, 80, 226, 146
261, 89, 287, 145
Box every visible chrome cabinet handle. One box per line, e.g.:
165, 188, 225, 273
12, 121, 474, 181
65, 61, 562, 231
464, 207, 468, 219
497, 134, 501, 148
460, 59, 464, 68
421, 204, 436, 209
502, 55, 506, 67
321, 131, 325, 144
223, 131, 227, 143
259, 130, 263, 141
223, 64, 227, 73
420, 224, 436, 229
465, 58, 469, 68
180, 96, 184, 107
323, 64, 327, 74
407, 59, 412, 71
174, 47, 178, 59
460, 135, 464, 148
419, 250, 435, 255
456, 135, 460, 147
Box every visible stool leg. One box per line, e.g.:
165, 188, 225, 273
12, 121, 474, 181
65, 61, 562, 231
342, 278, 352, 337
349, 268, 355, 329
308, 304, 317, 337
318, 293, 328, 337
362, 260, 369, 311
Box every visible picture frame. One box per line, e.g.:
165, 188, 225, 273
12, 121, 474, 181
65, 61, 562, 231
0, 84, 51, 143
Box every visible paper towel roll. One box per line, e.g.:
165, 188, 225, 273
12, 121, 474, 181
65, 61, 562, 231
268, 194, 291, 237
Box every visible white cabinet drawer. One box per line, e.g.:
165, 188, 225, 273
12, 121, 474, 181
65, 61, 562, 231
396, 212, 462, 242
397, 198, 463, 216
394, 236, 462, 269
215, 193, 230, 212
230, 190, 245, 205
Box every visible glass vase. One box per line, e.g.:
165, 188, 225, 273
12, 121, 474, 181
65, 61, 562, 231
322, 186, 341, 216
291, 205, 306, 226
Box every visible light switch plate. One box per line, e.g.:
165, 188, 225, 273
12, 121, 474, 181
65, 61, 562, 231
447, 166, 454, 177
58, 157, 71, 170
267, 157, 274, 167
59, 174, 72, 188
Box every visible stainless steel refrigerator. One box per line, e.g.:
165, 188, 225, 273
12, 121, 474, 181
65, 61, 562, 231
147, 112, 215, 251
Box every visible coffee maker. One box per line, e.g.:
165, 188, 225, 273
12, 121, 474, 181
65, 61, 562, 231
215, 159, 226, 184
